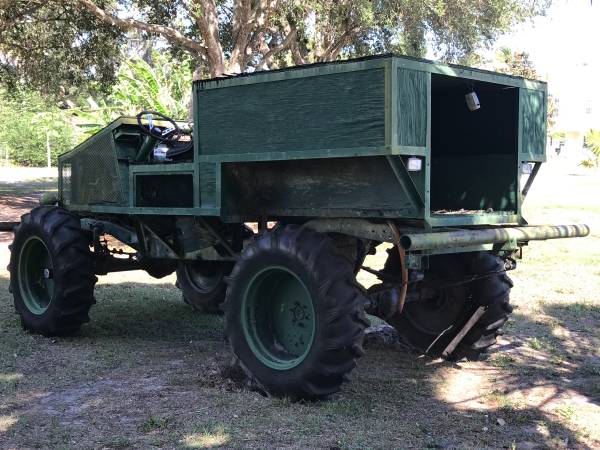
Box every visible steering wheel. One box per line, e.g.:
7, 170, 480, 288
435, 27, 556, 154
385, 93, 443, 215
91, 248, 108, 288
136, 111, 182, 144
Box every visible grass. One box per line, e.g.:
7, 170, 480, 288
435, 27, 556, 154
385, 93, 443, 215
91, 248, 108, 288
139, 416, 173, 432
556, 405, 576, 421
489, 354, 516, 368
182, 424, 230, 449
0, 163, 599, 449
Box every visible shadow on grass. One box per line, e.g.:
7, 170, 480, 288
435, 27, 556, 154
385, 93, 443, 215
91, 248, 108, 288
0, 274, 597, 449
490, 304, 599, 404
85, 281, 224, 342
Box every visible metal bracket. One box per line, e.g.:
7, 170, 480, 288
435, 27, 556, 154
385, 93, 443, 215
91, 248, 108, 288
386, 155, 425, 210
138, 223, 178, 259
304, 218, 425, 243
196, 217, 237, 257
81, 218, 138, 247
521, 161, 541, 198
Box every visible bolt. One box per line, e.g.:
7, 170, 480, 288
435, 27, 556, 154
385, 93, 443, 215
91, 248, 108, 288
42, 268, 52, 279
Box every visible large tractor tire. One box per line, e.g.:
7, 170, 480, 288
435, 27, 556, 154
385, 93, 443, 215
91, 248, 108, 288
224, 225, 369, 399
380, 250, 512, 361
176, 262, 231, 313
8, 206, 97, 336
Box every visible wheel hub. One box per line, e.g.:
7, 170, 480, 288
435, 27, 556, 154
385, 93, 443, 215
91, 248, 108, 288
18, 236, 55, 315
404, 283, 468, 334
241, 266, 316, 370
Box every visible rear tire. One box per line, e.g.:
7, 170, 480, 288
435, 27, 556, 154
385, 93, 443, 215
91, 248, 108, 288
176, 262, 230, 313
224, 225, 369, 399
380, 250, 512, 361
8, 206, 97, 336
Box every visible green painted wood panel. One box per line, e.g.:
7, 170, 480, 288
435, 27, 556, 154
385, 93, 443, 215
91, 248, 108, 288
220, 157, 418, 219
397, 68, 427, 147
197, 69, 386, 155
520, 88, 547, 162
199, 162, 217, 207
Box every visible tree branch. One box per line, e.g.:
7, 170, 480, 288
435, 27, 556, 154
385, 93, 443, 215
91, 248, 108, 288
255, 25, 297, 70
0, 1, 47, 34
228, 0, 253, 73
73, 0, 207, 56
192, 0, 225, 76
320, 25, 359, 62
289, 38, 307, 66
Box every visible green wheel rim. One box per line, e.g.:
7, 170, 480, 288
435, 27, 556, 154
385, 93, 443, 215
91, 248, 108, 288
241, 266, 316, 370
18, 236, 55, 315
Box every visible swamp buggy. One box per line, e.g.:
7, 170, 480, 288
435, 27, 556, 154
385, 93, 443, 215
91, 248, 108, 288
6, 54, 590, 399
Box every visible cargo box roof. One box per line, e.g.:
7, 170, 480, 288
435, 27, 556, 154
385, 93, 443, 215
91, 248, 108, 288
195, 53, 546, 89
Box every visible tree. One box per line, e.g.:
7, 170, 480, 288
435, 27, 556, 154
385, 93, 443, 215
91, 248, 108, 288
0, 0, 123, 97
70, 51, 194, 137
495, 47, 557, 130
0, 0, 549, 95
496, 47, 539, 79
110, 51, 193, 118
0, 50, 192, 167
0, 88, 75, 166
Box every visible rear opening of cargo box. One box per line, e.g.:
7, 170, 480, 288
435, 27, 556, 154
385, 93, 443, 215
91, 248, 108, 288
430, 73, 519, 218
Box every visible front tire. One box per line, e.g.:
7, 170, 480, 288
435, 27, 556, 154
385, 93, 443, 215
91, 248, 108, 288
8, 206, 97, 336
224, 225, 369, 399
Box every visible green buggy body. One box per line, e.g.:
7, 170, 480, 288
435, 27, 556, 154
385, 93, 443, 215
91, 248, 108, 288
8, 55, 589, 399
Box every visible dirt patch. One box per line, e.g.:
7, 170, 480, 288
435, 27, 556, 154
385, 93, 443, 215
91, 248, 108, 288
0, 176, 57, 242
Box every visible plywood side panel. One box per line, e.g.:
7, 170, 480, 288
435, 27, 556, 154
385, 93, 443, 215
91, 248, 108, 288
199, 162, 217, 208
397, 68, 428, 147
197, 69, 386, 155
520, 88, 547, 162
221, 157, 418, 219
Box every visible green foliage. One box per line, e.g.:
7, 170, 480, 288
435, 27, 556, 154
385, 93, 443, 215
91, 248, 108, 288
0, 89, 74, 167
581, 129, 600, 169
0, 0, 550, 96
69, 52, 194, 138
496, 47, 539, 79
580, 160, 596, 169
110, 52, 193, 119
138, 416, 172, 432
0, 1, 551, 165
584, 129, 600, 156
0, 50, 193, 167
0, 0, 122, 97
494, 48, 558, 130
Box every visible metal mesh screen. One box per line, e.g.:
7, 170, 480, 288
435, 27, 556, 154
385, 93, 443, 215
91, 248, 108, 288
60, 131, 124, 205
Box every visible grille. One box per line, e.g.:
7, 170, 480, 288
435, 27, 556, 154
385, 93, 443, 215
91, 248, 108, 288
60, 131, 124, 205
